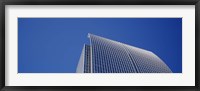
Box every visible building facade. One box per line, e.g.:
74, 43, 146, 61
76, 34, 172, 73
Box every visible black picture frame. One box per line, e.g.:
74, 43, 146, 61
0, 0, 199, 91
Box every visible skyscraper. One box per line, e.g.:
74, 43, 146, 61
77, 34, 172, 73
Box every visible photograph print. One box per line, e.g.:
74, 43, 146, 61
18, 18, 182, 73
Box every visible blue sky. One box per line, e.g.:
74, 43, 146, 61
18, 18, 182, 73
